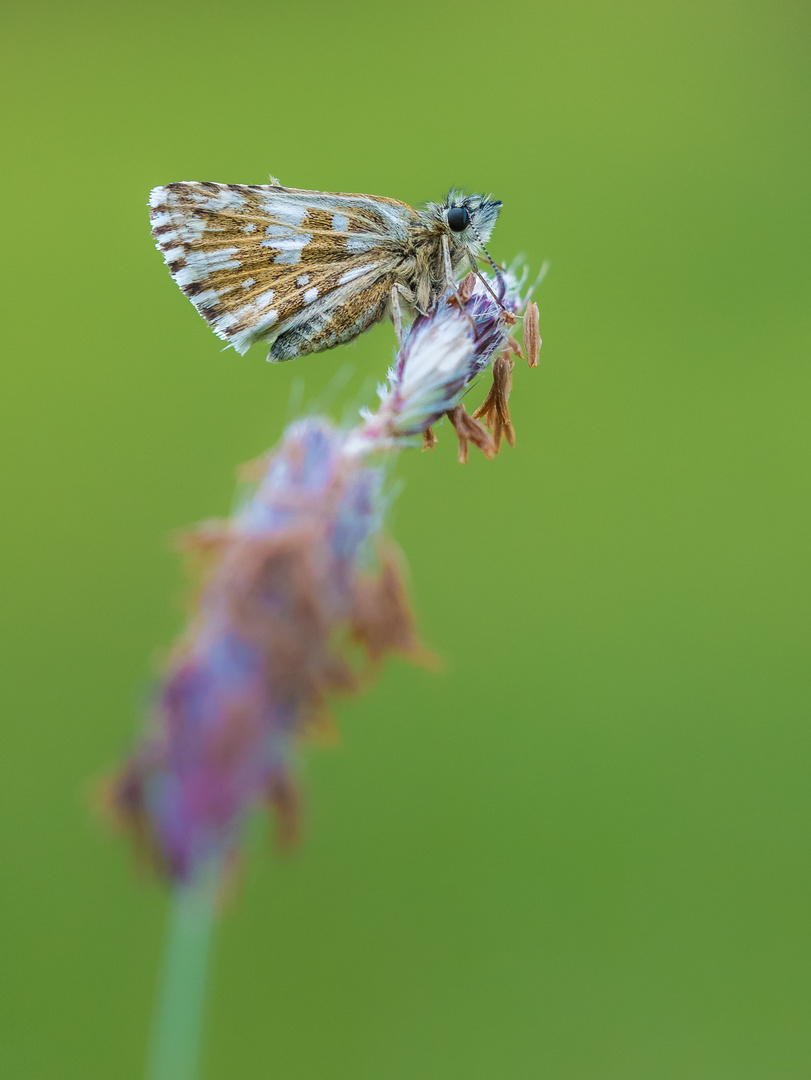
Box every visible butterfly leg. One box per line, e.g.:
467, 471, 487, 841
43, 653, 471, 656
390, 285, 405, 349
442, 235, 476, 329
442, 233, 456, 286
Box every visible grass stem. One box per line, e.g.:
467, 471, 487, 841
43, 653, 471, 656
145, 862, 220, 1080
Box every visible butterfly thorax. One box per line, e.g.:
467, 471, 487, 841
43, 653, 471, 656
394, 224, 447, 312
396, 208, 482, 312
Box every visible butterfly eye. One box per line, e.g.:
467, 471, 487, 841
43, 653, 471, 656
447, 206, 470, 232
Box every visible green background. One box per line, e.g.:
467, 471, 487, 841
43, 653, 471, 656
3, 0, 810, 1076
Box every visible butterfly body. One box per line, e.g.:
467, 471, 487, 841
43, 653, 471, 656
149, 181, 502, 361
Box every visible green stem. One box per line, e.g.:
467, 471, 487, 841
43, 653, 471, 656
145, 861, 220, 1080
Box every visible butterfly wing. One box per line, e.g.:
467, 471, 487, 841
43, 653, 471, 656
149, 182, 417, 357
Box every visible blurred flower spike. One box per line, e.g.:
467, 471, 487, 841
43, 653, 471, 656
112, 420, 421, 880
111, 269, 540, 882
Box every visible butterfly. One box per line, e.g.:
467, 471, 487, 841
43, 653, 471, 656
149, 179, 503, 361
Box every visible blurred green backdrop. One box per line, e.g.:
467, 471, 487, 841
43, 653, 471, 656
2, 0, 810, 1077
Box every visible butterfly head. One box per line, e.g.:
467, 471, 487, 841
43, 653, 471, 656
436, 190, 504, 289
443, 190, 502, 245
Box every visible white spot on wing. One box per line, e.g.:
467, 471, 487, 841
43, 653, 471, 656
339, 263, 375, 285
345, 235, 378, 254
304, 288, 319, 303
193, 289, 221, 307
260, 234, 312, 263
242, 277, 255, 289
243, 223, 257, 233
332, 213, 349, 232
260, 199, 307, 227
297, 275, 310, 286
174, 248, 241, 286
205, 189, 245, 212
178, 216, 209, 242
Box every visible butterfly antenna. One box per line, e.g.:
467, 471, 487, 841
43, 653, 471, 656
466, 220, 511, 315
468, 221, 505, 286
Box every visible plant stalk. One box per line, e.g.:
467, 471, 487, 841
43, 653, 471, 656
145, 861, 220, 1080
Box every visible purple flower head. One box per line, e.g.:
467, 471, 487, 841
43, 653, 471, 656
346, 269, 527, 455
112, 419, 420, 881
